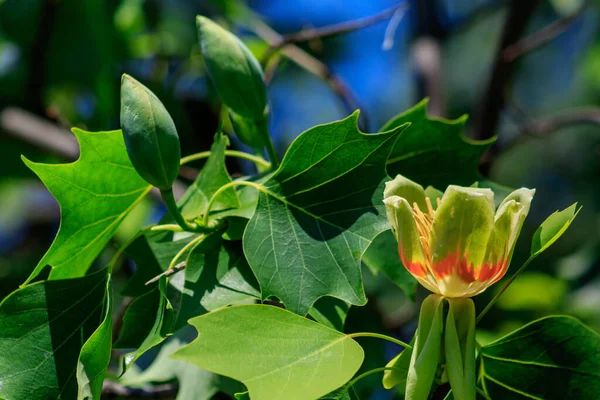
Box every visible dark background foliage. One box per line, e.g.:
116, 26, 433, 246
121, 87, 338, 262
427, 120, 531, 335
0, 0, 599, 398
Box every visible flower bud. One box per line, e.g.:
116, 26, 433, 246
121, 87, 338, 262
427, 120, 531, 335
196, 16, 267, 122
120, 74, 181, 190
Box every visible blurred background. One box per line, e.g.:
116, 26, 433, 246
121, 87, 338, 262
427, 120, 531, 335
0, 0, 599, 398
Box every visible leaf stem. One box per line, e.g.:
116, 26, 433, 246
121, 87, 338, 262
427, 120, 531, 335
476, 255, 536, 324
160, 188, 201, 232
202, 180, 265, 225
344, 367, 401, 394
347, 332, 412, 349
263, 131, 280, 169
150, 224, 184, 232
167, 234, 206, 271
180, 150, 271, 169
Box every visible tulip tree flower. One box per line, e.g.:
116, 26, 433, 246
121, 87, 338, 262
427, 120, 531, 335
383, 174, 534, 298
382, 175, 534, 400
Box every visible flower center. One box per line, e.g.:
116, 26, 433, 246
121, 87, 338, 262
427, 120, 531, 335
412, 197, 440, 264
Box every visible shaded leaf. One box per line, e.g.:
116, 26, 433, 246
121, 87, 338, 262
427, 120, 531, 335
114, 278, 173, 373
0, 269, 110, 400
480, 316, 600, 399
120, 336, 244, 400
361, 230, 417, 300
382, 98, 494, 189
22, 129, 150, 283
171, 231, 260, 328
309, 296, 351, 331
243, 112, 405, 314
172, 305, 365, 400
531, 203, 580, 256
179, 132, 239, 219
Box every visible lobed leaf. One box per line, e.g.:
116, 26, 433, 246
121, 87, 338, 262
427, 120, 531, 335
381, 98, 494, 189
243, 112, 405, 315
22, 129, 151, 284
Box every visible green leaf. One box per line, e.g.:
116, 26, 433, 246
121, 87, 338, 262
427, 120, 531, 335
382, 337, 414, 390
120, 337, 244, 400
114, 278, 174, 373
179, 132, 239, 219
243, 112, 405, 314
120, 230, 200, 297
0, 269, 111, 400
120, 74, 181, 190
382, 98, 494, 189
172, 305, 365, 400
172, 231, 260, 328
309, 296, 351, 331
77, 278, 113, 399
22, 129, 151, 284
361, 230, 417, 299
531, 203, 580, 256
480, 316, 600, 399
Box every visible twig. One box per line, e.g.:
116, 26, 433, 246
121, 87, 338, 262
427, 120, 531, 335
412, 37, 445, 117
101, 380, 178, 399
472, 0, 540, 140
262, 2, 409, 63
250, 17, 369, 130
0, 107, 79, 159
145, 261, 187, 285
502, 2, 589, 62
518, 108, 600, 135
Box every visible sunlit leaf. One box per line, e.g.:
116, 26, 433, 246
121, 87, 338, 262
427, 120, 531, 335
243, 112, 405, 314
531, 203, 580, 256
172, 305, 365, 400
22, 129, 150, 283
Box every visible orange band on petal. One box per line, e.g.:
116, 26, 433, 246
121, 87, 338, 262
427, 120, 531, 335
398, 243, 428, 278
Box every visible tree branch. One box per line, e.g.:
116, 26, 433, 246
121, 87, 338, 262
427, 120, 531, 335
262, 2, 409, 62
102, 381, 178, 399
518, 108, 600, 135
249, 13, 392, 130
502, 2, 589, 62
472, 0, 540, 140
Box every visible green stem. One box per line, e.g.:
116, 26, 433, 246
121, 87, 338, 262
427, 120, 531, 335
160, 188, 200, 232
347, 332, 412, 349
168, 234, 206, 270
180, 150, 271, 169
476, 256, 536, 324
264, 134, 279, 169
202, 181, 264, 225
477, 387, 492, 400
344, 367, 401, 394
150, 224, 184, 232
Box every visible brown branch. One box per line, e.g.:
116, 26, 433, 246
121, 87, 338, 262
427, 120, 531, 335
102, 381, 178, 399
502, 2, 589, 62
518, 108, 600, 135
145, 261, 186, 285
251, 20, 369, 130
412, 37, 445, 117
472, 0, 540, 140
262, 2, 409, 62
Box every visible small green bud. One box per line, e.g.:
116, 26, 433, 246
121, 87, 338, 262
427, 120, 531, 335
196, 16, 267, 122
228, 109, 269, 151
120, 74, 181, 190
